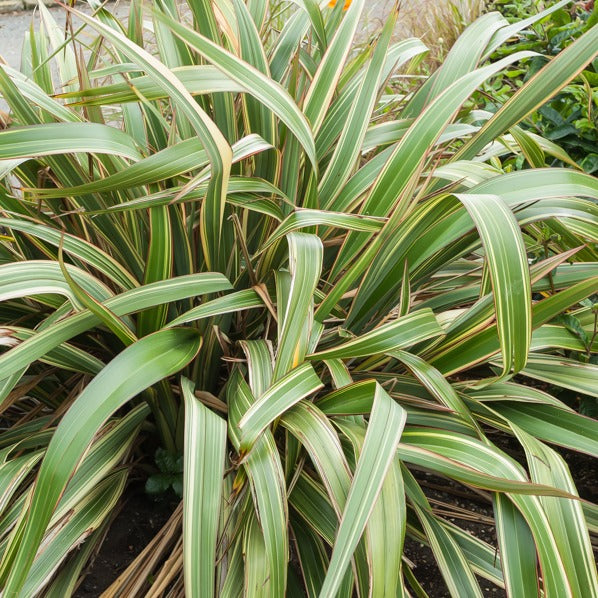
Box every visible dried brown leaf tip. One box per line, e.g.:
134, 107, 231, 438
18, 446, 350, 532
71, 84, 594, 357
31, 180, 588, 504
0, 110, 12, 130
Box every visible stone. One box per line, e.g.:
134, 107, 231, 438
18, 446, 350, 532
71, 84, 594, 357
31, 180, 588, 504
22, 0, 54, 7
0, 0, 23, 13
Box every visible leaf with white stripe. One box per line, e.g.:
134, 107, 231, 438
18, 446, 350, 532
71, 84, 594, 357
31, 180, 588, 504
181, 378, 226, 598
238, 362, 323, 452
511, 426, 598, 597
228, 370, 289, 597
309, 309, 443, 360
273, 233, 323, 379
318, 383, 406, 597
153, 10, 316, 167
456, 193, 531, 375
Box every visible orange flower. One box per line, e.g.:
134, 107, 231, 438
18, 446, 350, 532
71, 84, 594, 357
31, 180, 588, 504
328, 0, 352, 10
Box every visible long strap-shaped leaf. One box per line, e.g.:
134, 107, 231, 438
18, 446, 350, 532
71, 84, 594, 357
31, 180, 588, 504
493, 492, 540, 597
519, 354, 598, 398
168, 289, 263, 327
228, 370, 289, 597
67, 5, 232, 271
389, 350, 477, 428
22, 470, 128, 598
31, 135, 271, 199
400, 430, 580, 596
1, 328, 202, 594
273, 233, 323, 379
57, 247, 138, 346
330, 50, 535, 283
0, 122, 142, 161
402, 467, 484, 596
309, 309, 443, 360
153, 10, 316, 168
181, 378, 226, 598
481, 401, 598, 458
403, 11, 507, 117
281, 404, 372, 596
456, 193, 531, 375
334, 418, 408, 597
429, 275, 598, 375
316, 39, 427, 163
0, 260, 114, 307
281, 402, 352, 517
57, 65, 243, 105
511, 426, 598, 596
482, 0, 572, 59
318, 383, 406, 597
0, 274, 230, 380
0, 218, 137, 291
238, 362, 323, 452
262, 210, 385, 252
345, 169, 598, 329
302, 0, 367, 133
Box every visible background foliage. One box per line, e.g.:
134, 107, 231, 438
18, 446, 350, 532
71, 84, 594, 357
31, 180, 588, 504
486, 0, 598, 172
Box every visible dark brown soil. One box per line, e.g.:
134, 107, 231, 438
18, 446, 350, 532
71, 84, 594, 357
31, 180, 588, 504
404, 470, 506, 597
73, 485, 177, 597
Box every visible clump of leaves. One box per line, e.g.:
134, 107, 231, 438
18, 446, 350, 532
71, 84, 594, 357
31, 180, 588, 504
0, 0, 597, 596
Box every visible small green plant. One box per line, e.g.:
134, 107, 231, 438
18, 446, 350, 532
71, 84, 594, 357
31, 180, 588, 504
146, 448, 185, 497
0, 0, 597, 596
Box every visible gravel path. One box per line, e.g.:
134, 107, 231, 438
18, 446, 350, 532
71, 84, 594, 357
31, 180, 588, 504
0, 0, 459, 70
1, 11, 40, 70
0, 2, 129, 70
0, 0, 480, 110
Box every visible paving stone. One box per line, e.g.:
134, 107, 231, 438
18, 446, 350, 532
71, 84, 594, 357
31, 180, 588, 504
0, 0, 23, 13
22, 0, 54, 7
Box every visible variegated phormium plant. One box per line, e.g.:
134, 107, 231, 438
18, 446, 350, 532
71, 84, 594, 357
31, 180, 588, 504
0, 0, 597, 595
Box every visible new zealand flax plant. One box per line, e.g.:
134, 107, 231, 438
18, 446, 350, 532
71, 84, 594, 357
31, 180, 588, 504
0, 0, 597, 595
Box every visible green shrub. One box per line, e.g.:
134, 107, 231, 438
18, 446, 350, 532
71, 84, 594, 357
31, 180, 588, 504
485, 0, 598, 172
0, 1, 597, 595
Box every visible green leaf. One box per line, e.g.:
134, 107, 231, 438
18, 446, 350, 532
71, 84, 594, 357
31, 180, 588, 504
511, 426, 598, 596
493, 493, 538, 598
238, 362, 323, 452
273, 233, 323, 379
456, 193, 531, 375
263, 210, 385, 252
0, 274, 230, 380
59, 65, 243, 105
0, 217, 137, 291
519, 354, 598, 397
281, 401, 352, 516
488, 402, 598, 458
319, 383, 406, 596
2, 328, 202, 594
153, 10, 317, 168
0, 123, 142, 161
181, 377, 227, 598
228, 370, 289, 597
58, 242, 137, 346
67, 4, 232, 271
21, 470, 127, 597
458, 23, 598, 160
303, 0, 367, 133
168, 289, 264, 327
309, 309, 443, 360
